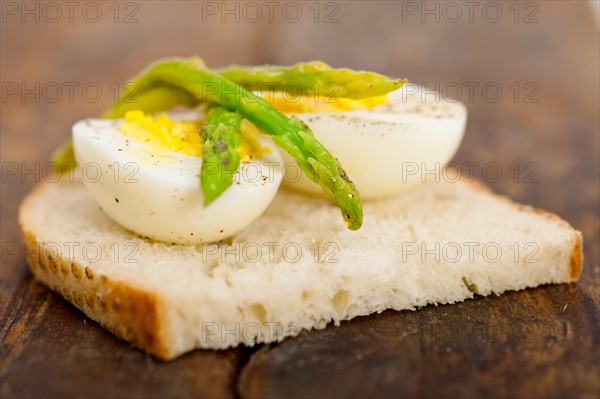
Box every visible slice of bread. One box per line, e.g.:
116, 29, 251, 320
18, 179, 583, 360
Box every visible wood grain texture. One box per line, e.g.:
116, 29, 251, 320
1, 1, 598, 398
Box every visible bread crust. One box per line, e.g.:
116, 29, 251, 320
19, 183, 175, 359
569, 232, 583, 280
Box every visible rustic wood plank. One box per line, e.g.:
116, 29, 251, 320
1, 1, 598, 398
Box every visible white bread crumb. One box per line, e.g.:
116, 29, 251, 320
18, 179, 583, 359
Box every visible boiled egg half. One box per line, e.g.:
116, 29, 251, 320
72, 110, 283, 245
266, 84, 467, 199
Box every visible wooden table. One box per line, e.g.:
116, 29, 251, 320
1, 1, 598, 397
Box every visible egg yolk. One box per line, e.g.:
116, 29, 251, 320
119, 110, 266, 160
263, 92, 388, 113
120, 110, 203, 157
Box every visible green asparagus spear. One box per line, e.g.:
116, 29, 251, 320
53, 85, 200, 172
217, 61, 405, 99
111, 57, 362, 230
103, 83, 199, 119
200, 107, 243, 205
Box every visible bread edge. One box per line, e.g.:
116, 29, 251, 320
18, 182, 177, 360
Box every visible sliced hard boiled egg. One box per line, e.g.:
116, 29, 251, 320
72, 110, 283, 245
272, 84, 467, 200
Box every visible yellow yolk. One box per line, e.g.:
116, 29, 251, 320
120, 110, 203, 157
119, 110, 266, 160
263, 92, 389, 113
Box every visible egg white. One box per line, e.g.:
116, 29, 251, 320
72, 111, 283, 245
280, 85, 467, 199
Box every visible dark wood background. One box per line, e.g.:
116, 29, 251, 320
1, 1, 599, 398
